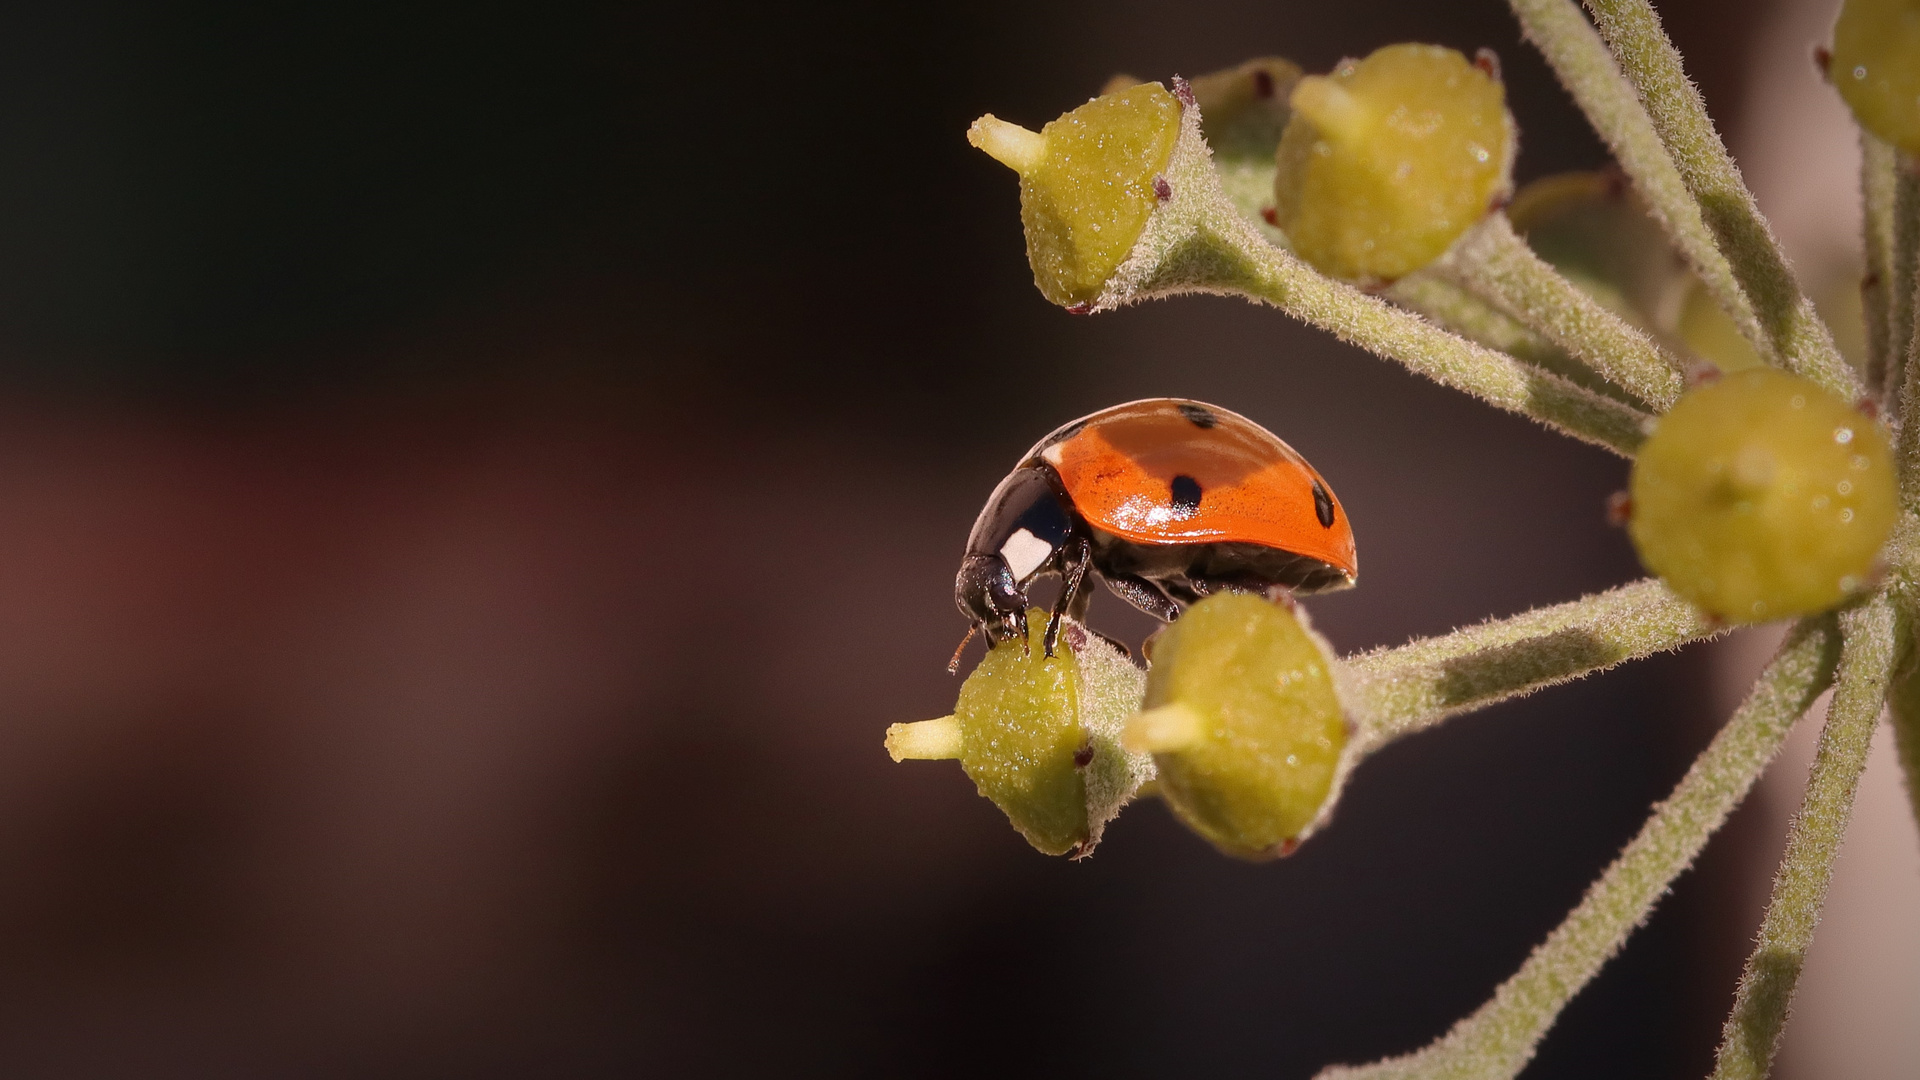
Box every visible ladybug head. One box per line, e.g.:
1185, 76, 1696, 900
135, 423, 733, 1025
955, 553, 1026, 645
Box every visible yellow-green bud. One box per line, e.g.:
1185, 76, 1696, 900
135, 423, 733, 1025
1274, 44, 1515, 282
969, 84, 1182, 307
1126, 593, 1346, 860
1831, 0, 1920, 154
1628, 369, 1896, 623
887, 611, 1150, 857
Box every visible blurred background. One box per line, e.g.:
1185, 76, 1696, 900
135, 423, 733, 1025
0, 0, 1907, 1076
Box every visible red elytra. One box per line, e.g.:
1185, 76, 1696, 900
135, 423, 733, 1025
954, 398, 1356, 658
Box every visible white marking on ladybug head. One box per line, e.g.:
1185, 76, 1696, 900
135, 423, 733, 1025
1041, 442, 1066, 467
1000, 528, 1053, 582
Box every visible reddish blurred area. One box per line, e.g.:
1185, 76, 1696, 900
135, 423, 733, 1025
0, 1, 1780, 1076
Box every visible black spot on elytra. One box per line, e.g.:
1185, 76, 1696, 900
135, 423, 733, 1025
1171, 475, 1202, 515
1312, 480, 1336, 528
1252, 69, 1274, 98
1176, 403, 1217, 429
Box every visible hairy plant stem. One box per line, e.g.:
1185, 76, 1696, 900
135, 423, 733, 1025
1888, 163, 1920, 409
1888, 633, 1920, 832
1384, 273, 1561, 368
1576, 0, 1857, 399
1507, 0, 1855, 400
1861, 136, 1902, 395
1342, 578, 1717, 752
1385, 273, 1643, 406
1317, 616, 1843, 1080
1095, 100, 1654, 456
1892, 160, 1920, 521
1710, 596, 1898, 1080
1442, 213, 1685, 410
1899, 284, 1920, 515
1505, 0, 1763, 372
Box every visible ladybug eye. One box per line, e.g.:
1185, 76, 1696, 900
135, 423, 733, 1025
1312, 480, 1336, 528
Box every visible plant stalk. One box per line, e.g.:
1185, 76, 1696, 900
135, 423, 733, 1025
1710, 596, 1898, 1080
1861, 135, 1901, 396
1443, 212, 1685, 410
1888, 637, 1920, 833
1506, 0, 1763, 373
1343, 577, 1718, 751
1317, 615, 1842, 1080
1578, 0, 1858, 399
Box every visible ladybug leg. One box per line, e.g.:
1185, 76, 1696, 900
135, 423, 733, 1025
1101, 574, 1181, 623
1066, 572, 1095, 621
1044, 537, 1093, 658
1159, 577, 1209, 609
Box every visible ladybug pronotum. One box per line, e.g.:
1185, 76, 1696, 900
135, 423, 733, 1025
956, 398, 1357, 656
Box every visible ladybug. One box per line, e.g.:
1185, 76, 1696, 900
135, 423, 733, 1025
956, 398, 1356, 658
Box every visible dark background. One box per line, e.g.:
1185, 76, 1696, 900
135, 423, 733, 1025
0, 1, 1784, 1076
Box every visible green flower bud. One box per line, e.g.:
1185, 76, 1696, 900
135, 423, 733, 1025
1274, 44, 1516, 283
886, 611, 1150, 857
1124, 593, 1347, 860
1628, 369, 1896, 623
969, 83, 1183, 307
1831, 0, 1920, 154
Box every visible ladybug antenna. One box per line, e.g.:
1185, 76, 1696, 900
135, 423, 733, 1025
946, 625, 979, 675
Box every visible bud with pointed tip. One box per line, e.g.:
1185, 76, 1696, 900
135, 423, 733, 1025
1128, 592, 1348, 860
889, 610, 1151, 857
968, 83, 1183, 307
1274, 43, 1516, 283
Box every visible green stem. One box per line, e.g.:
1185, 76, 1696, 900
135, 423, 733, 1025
1889, 625, 1920, 833
1888, 161, 1920, 409
1578, 0, 1858, 400
1861, 135, 1900, 396
1317, 616, 1843, 1080
1443, 213, 1685, 410
1710, 596, 1897, 1080
1506, 0, 1764, 374
1342, 577, 1719, 751
1229, 239, 1653, 455
1386, 272, 1644, 404
1384, 272, 1561, 369
1899, 283, 1920, 514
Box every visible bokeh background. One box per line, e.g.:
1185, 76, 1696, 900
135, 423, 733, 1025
0, 1, 1909, 1077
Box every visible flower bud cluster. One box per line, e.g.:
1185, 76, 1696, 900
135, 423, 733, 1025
891, 597, 1349, 861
